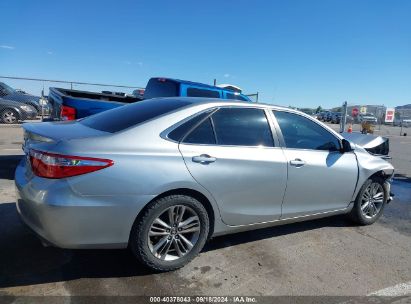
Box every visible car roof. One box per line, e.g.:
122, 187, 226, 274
152, 77, 248, 95
151, 97, 306, 114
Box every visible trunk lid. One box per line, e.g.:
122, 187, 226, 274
22, 121, 109, 154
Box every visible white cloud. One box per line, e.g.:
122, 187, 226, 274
0, 45, 15, 50
123, 61, 143, 66
223, 73, 230, 78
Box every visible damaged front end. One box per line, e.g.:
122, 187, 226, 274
342, 132, 390, 159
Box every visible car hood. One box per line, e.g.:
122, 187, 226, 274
342, 132, 389, 156
5, 92, 40, 104
0, 98, 30, 107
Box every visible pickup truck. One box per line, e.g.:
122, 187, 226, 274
48, 77, 251, 120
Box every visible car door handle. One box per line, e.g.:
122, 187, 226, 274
192, 154, 217, 164
290, 159, 306, 167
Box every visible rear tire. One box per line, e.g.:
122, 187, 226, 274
130, 195, 209, 272
1, 108, 19, 124
348, 177, 387, 225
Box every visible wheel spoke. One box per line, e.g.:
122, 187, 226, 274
370, 202, 376, 216
152, 236, 168, 255
160, 239, 173, 260
149, 226, 169, 237
179, 216, 199, 229
179, 234, 194, 249
168, 206, 176, 225
174, 238, 185, 257
361, 201, 370, 211
363, 188, 371, 200
153, 218, 170, 229
176, 206, 186, 224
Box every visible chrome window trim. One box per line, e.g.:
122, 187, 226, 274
162, 105, 280, 148
271, 109, 343, 152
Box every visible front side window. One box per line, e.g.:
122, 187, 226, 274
274, 111, 340, 151
186, 88, 220, 98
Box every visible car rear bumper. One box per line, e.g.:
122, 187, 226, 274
15, 158, 153, 249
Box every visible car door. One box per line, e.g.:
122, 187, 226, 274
178, 107, 288, 226
272, 110, 358, 218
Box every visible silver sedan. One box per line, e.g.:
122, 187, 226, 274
15, 98, 394, 271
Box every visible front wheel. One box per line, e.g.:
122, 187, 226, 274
348, 177, 387, 225
1, 109, 19, 124
130, 195, 209, 271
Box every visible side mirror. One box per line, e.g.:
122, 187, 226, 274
341, 139, 353, 153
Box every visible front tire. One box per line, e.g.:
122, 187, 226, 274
1, 109, 19, 124
348, 177, 387, 225
130, 195, 209, 271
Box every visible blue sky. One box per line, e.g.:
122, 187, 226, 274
1, 0, 410, 108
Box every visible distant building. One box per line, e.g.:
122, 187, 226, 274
395, 104, 411, 118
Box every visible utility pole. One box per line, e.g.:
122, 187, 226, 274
340, 101, 348, 133
213, 79, 217, 86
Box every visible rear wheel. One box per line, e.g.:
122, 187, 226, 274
130, 195, 209, 271
1, 109, 19, 124
348, 177, 387, 225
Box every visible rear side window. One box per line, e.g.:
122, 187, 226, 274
143, 79, 179, 99
212, 108, 274, 146
168, 111, 213, 142
80, 99, 191, 133
183, 118, 216, 144
187, 88, 220, 98
274, 111, 340, 151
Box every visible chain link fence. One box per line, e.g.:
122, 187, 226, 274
0, 76, 142, 125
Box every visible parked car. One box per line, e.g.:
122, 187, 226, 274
393, 117, 411, 127
330, 112, 341, 123
0, 82, 50, 115
317, 111, 330, 121
0, 98, 37, 124
358, 113, 378, 124
16, 98, 394, 271
48, 77, 252, 120
132, 88, 145, 99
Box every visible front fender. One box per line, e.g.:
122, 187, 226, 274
353, 148, 394, 201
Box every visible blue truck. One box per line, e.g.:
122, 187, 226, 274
48, 77, 252, 120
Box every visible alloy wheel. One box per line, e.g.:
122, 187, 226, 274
2, 111, 17, 124
148, 205, 201, 261
360, 182, 384, 219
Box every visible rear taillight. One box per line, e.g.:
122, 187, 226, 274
29, 149, 113, 179
61, 105, 76, 120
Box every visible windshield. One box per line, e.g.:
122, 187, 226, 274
0, 82, 15, 95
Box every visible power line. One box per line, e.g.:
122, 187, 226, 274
0, 75, 144, 89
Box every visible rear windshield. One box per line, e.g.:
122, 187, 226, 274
80, 99, 191, 133
143, 79, 179, 99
